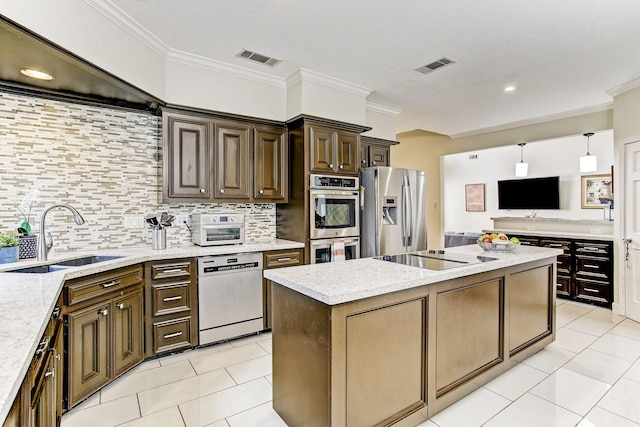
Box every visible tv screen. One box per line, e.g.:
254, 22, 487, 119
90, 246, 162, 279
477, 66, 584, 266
497, 176, 560, 210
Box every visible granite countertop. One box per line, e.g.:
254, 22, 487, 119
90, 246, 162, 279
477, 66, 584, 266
264, 244, 563, 306
0, 239, 303, 423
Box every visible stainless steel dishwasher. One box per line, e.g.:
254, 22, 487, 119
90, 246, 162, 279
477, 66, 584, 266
198, 253, 264, 345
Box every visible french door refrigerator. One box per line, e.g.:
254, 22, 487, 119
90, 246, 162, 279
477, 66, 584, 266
360, 166, 427, 257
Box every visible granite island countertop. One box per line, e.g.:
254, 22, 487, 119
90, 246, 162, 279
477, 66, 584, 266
264, 244, 563, 306
0, 239, 304, 423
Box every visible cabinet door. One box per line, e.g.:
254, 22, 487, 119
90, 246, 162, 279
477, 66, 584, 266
309, 126, 335, 173
215, 123, 251, 200
359, 142, 370, 168
368, 145, 390, 167
67, 302, 110, 408
53, 318, 64, 425
254, 127, 287, 202
31, 351, 56, 427
113, 291, 144, 377
336, 131, 358, 173
164, 114, 211, 199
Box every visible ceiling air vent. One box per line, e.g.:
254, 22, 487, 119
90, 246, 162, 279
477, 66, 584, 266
415, 57, 456, 74
236, 49, 281, 67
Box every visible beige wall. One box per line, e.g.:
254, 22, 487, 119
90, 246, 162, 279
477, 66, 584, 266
393, 109, 614, 248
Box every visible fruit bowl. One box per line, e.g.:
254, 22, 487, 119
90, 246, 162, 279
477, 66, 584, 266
478, 241, 519, 252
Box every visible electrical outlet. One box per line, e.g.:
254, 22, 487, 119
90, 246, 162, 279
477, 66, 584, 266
123, 216, 145, 229
177, 215, 190, 227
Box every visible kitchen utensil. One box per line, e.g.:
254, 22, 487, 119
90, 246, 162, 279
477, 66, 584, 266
160, 212, 168, 223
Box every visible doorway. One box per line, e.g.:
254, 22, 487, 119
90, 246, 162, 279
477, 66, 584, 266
624, 139, 640, 321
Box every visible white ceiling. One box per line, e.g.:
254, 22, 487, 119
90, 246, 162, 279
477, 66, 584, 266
107, 0, 640, 137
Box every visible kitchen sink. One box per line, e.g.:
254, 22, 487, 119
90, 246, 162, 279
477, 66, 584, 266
4, 255, 123, 273
53, 255, 122, 267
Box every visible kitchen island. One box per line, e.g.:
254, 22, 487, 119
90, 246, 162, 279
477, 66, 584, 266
264, 244, 563, 427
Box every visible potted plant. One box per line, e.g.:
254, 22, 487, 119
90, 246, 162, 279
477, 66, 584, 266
15, 189, 39, 259
0, 231, 20, 264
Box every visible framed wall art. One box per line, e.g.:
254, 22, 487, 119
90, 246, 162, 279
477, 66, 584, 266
581, 174, 613, 209
465, 183, 485, 212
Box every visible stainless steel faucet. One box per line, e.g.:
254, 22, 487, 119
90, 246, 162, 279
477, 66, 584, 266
37, 204, 85, 261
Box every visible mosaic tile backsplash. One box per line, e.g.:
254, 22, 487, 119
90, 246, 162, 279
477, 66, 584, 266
0, 92, 276, 255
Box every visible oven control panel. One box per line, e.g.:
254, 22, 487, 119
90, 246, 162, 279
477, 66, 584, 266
310, 174, 359, 190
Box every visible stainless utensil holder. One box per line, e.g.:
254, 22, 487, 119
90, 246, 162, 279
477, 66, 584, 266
152, 228, 166, 250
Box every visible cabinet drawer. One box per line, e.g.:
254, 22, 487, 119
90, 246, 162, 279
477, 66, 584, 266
576, 256, 611, 280
66, 265, 143, 306
575, 242, 611, 257
264, 249, 303, 269
540, 239, 571, 254
515, 237, 538, 246
575, 278, 610, 304
555, 254, 572, 274
153, 317, 194, 354
152, 282, 192, 316
150, 261, 192, 281
556, 274, 571, 298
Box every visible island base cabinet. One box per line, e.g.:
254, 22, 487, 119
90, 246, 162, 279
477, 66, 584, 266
346, 299, 427, 427
271, 258, 556, 426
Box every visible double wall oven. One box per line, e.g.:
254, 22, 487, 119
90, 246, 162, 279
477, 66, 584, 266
309, 174, 360, 263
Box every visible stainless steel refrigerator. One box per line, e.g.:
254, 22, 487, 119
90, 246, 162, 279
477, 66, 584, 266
360, 166, 427, 257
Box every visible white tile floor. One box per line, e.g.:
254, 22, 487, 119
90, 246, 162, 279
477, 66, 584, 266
61, 299, 640, 426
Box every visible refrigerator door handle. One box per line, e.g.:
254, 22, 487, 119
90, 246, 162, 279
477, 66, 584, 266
402, 175, 412, 247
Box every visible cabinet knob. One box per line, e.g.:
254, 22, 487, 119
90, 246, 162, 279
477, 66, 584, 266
117, 303, 125, 310
372, 161, 377, 165
45, 369, 55, 379
259, 190, 264, 194
220, 189, 225, 194
100, 308, 109, 316
339, 164, 344, 169
361, 159, 367, 164
329, 164, 333, 168
200, 188, 206, 193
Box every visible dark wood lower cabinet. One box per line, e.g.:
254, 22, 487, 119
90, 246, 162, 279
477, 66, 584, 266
64, 265, 144, 409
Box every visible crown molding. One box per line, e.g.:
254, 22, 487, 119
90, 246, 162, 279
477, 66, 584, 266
366, 101, 402, 116
606, 76, 640, 98
450, 103, 613, 140
84, 0, 170, 57
166, 49, 286, 88
286, 68, 372, 97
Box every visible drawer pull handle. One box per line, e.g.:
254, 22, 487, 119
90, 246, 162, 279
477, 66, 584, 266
163, 296, 183, 302
100, 308, 109, 316
548, 244, 563, 247
161, 268, 185, 274
44, 369, 55, 379
584, 264, 599, 268
163, 331, 183, 339
52, 306, 61, 318
35, 338, 49, 356
556, 283, 562, 287
102, 280, 120, 288
584, 287, 599, 293
556, 261, 562, 265
116, 303, 125, 310
277, 257, 292, 262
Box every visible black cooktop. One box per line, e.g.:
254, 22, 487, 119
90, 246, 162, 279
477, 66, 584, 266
376, 250, 497, 271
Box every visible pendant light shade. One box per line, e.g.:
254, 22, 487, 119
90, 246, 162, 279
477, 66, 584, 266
580, 132, 597, 173
515, 142, 528, 177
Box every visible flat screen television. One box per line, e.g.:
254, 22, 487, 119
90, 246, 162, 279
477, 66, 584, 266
497, 176, 560, 210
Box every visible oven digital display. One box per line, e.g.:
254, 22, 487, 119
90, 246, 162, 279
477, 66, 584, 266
219, 216, 228, 222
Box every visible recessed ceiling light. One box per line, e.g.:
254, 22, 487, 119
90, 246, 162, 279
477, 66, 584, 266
20, 68, 54, 81
504, 85, 516, 92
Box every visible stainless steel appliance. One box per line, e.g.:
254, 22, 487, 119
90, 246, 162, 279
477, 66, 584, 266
191, 213, 245, 246
310, 236, 360, 264
197, 253, 263, 344
309, 174, 360, 239
376, 249, 496, 270
361, 166, 428, 257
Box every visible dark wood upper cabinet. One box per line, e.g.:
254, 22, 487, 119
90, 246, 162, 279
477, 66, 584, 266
360, 135, 399, 168
254, 126, 287, 201
215, 123, 251, 200
309, 125, 360, 175
163, 113, 211, 200
163, 108, 288, 203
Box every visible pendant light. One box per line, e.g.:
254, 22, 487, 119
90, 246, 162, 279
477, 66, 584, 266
515, 142, 528, 177
580, 132, 597, 173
